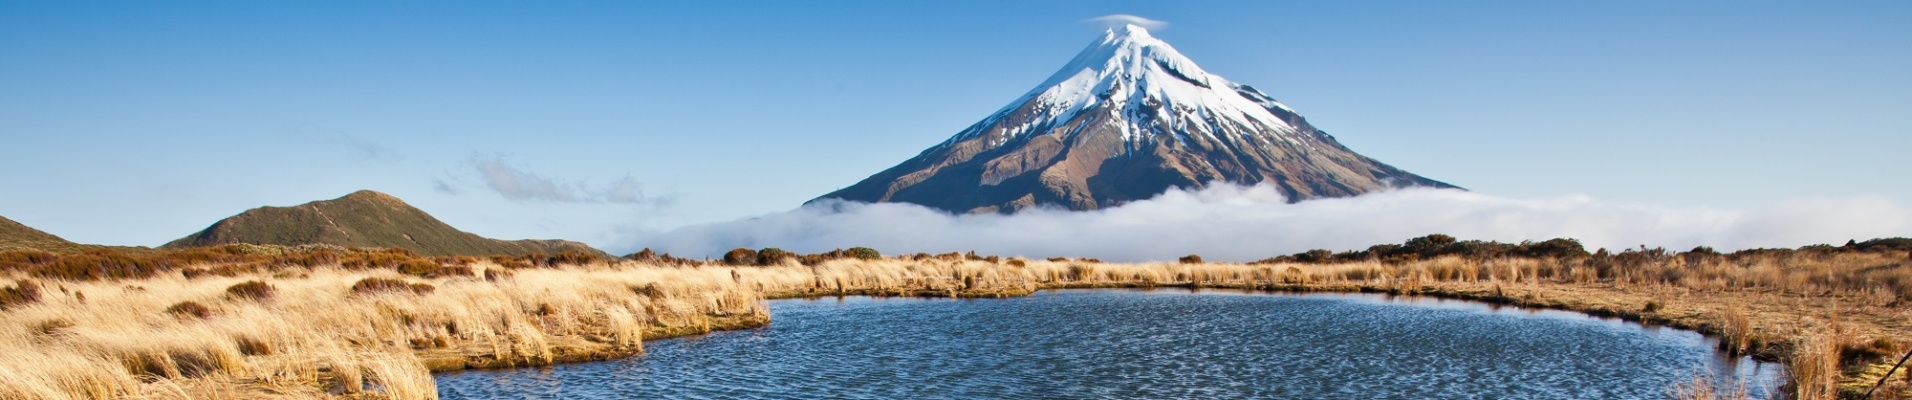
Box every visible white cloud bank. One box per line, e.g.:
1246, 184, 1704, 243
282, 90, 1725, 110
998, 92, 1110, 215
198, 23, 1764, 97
630, 185, 1911, 262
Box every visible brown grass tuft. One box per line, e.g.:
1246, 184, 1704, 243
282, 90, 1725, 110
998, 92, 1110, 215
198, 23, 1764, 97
223, 280, 274, 301
165, 301, 212, 319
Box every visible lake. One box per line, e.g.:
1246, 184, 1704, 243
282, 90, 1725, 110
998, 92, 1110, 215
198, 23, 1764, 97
438, 289, 1783, 399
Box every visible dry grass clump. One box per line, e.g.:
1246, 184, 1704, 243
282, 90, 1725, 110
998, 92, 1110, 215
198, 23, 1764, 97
1716, 307, 1754, 356
164, 301, 211, 319
1669, 373, 1750, 400
0, 259, 771, 399
351, 278, 434, 296
1788, 328, 1846, 400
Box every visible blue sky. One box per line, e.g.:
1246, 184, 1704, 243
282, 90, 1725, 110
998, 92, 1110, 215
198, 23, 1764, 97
3, 1, 1908, 253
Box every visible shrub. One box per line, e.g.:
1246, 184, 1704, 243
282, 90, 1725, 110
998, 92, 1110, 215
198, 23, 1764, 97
488, 255, 535, 269
1518, 238, 1589, 258
1297, 249, 1333, 263
723, 248, 758, 266
0, 250, 58, 272
166, 301, 213, 319
225, 280, 275, 301
396, 259, 440, 277
627, 248, 658, 261
1178, 254, 1204, 264
756, 248, 793, 266
546, 251, 604, 267
798, 254, 828, 266
1007, 259, 1027, 267
1403, 234, 1458, 257
351, 278, 434, 295
846, 247, 881, 260
37, 249, 166, 280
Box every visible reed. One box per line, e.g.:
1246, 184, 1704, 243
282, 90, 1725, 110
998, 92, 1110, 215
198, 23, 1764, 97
1670, 372, 1750, 400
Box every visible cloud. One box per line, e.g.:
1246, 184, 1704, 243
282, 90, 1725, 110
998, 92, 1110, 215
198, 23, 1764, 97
1084, 14, 1169, 31
431, 178, 461, 195
468, 155, 662, 205
628, 184, 1912, 262
284, 124, 400, 161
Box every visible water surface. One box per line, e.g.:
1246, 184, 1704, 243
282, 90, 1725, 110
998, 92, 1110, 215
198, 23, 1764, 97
439, 289, 1781, 399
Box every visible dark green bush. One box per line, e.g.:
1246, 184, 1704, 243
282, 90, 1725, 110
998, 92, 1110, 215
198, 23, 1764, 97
756, 248, 793, 266
846, 247, 881, 260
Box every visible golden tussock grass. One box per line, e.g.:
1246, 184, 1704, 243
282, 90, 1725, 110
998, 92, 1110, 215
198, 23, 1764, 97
1, 247, 1908, 399
0, 261, 766, 399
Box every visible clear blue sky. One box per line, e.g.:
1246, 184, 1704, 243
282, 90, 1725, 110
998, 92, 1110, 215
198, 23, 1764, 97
3, 1, 1908, 252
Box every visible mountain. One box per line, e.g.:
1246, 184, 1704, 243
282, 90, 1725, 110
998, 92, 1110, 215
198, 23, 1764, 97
0, 214, 72, 250
813, 24, 1457, 213
163, 190, 604, 257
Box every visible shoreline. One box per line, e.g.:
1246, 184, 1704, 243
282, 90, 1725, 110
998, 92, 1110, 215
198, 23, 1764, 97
4, 255, 1908, 399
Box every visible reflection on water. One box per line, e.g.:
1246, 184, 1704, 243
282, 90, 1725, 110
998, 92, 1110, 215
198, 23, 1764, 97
439, 289, 1782, 399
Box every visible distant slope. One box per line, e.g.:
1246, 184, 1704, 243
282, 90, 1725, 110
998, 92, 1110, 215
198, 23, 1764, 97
0, 214, 73, 250
163, 190, 603, 256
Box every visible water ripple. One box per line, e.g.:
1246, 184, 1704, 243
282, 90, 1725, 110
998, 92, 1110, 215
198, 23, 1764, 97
438, 289, 1783, 399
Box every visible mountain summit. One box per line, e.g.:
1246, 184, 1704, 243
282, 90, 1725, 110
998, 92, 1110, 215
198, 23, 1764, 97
814, 24, 1457, 213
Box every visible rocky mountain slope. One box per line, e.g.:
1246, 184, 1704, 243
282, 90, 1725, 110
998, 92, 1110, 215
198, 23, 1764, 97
814, 24, 1457, 213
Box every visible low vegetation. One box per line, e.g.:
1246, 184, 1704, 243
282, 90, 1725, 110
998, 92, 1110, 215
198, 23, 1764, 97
0, 236, 1907, 399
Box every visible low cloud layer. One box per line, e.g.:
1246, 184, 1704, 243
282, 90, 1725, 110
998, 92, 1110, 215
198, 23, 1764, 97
1085, 14, 1168, 31
470, 155, 657, 205
632, 185, 1911, 262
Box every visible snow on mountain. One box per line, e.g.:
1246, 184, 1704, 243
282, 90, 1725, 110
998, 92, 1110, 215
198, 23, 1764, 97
814, 24, 1459, 213
950, 24, 1298, 148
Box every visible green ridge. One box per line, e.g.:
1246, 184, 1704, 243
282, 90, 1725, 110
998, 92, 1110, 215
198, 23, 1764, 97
162, 190, 604, 257
0, 214, 72, 250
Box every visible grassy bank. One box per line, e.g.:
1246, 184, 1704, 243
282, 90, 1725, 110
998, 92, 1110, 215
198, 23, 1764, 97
1, 246, 1908, 399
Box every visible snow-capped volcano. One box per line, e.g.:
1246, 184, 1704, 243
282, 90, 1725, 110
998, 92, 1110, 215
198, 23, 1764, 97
814, 24, 1458, 213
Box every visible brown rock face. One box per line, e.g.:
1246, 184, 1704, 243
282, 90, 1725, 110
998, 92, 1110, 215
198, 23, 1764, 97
814, 25, 1456, 213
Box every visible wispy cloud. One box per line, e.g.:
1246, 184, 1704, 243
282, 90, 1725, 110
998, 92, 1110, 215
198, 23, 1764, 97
466, 154, 664, 205
630, 184, 1911, 262
431, 178, 461, 195
1084, 14, 1168, 31
284, 124, 400, 161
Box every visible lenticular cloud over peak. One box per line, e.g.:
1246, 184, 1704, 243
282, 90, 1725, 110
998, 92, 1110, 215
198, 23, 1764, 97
631, 185, 1912, 262
1084, 14, 1168, 31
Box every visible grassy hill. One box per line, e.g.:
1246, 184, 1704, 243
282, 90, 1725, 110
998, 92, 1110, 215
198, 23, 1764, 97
162, 190, 604, 257
0, 214, 73, 251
